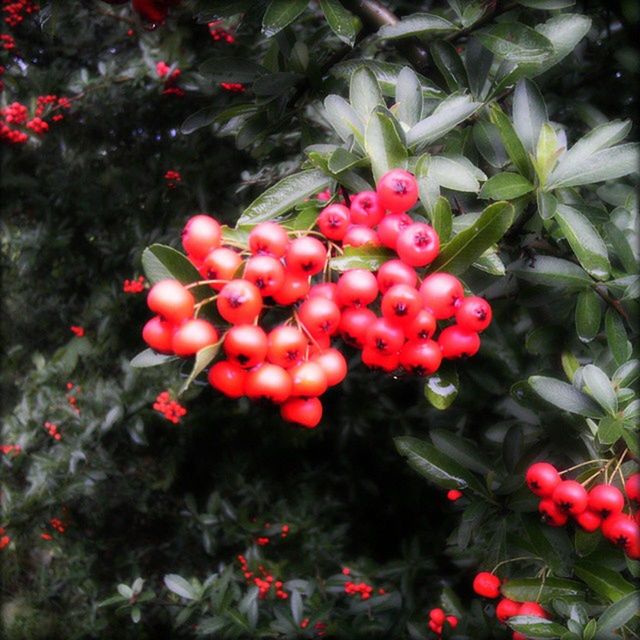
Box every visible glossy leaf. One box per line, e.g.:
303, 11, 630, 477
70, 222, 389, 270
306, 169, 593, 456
605, 308, 631, 366
528, 375, 603, 417
507, 616, 569, 638
262, 0, 308, 37
365, 107, 407, 183
395, 66, 423, 127
377, 13, 457, 40
574, 561, 635, 602
575, 290, 601, 342
329, 246, 394, 272
596, 590, 640, 634
430, 41, 468, 92
320, 0, 360, 46
511, 256, 593, 289
501, 577, 585, 603
430, 156, 483, 192
424, 368, 459, 410
179, 343, 221, 395
489, 104, 533, 178
477, 23, 554, 63
130, 349, 177, 369
430, 428, 491, 474
142, 244, 203, 287
324, 95, 365, 146
513, 79, 548, 154
350, 67, 384, 120
164, 574, 197, 600
582, 364, 617, 416
479, 172, 534, 200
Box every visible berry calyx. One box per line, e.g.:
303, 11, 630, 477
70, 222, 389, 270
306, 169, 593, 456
224, 325, 268, 368
525, 462, 561, 498
396, 222, 440, 267
376, 169, 418, 214
552, 480, 588, 516
588, 484, 625, 519
381, 284, 422, 324
217, 279, 263, 324
455, 296, 493, 333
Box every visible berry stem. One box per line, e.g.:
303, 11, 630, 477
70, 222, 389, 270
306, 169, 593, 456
491, 556, 544, 573
185, 279, 227, 289
558, 459, 609, 475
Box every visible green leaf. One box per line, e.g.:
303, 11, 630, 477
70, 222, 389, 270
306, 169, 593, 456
431, 195, 453, 242
479, 172, 534, 200
430, 156, 484, 193
597, 416, 623, 445
377, 13, 457, 40
142, 244, 203, 287
606, 222, 638, 275
534, 123, 561, 184
574, 561, 635, 602
511, 256, 593, 289
131, 606, 141, 624
262, 0, 308, 37
518, 0, 576, 8
350, 67, 384, 120
554, 204, 610, 280
537, 189, 557, 220
200, 57, 268, 83
477, 23, 554, 63
329, 246, 394, 272
428, 202, 514, 275
327, 148, 363, 174
323, 95, 365, 146
430, 428, 490, 474
473, 120, 508, 168
489, 104, 533, 178
320, 0, 360, 46
528, 375, 603, 417
164, 574, 197, 600
513, 79, 548, 154
180, 105, 220, 135
253, 71, 303, 97
424, 368, 459, 410
130, 349, 177, 369
507, 616, 569, 638
395, 66, 423, 127
179, 343, 221, 395
394, 436, 489, 497
597, 590, 640, 634
501, 578, 585, 603
430, 41, 468, 92
613, 359, 640, 388
238, 170, 331, 225
582, 364, 617, 416
531, 13, 592, 73
407, 94, 482, 150
605, 308, 631, 366
364, 107, 407, 183
575, 290, 602, 343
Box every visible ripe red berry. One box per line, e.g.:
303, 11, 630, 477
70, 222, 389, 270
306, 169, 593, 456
472, 572, 501, 599
280, 397, 322, 428
147, 279, 195, 324
588, 484, 625, 518
445, 616, 458, 629
249, 222, 289, 257
200, 248, 242, 290
447, 489, 463, 501
365, 317, 405, 355
399, 340, 442, 376
182, 214, 221, 261
342, 225, 381, 247
289, 361, 328, 397
312, 348, 347, 387
339, 307, 377, 348
525, 462, 561, 497
336, 269, 379, 308
396, 223, 440, 267
224, 325, 268, 368
518, 602, 549, 619
317, 204, 351, 240
419, 273, 464, 320
309, 282, 338, 303
361, 346, 399, 372
376, 259, 417, 294
297, 297, 341, 338
172, 319, 218, 356
625, 473, 640, 503
350, 191, 384, 227
376, 169, 418, 214
245, 363, 292, 404
243, 255, 285, 297
208, 360, 246, 398
438, 326, 481, 359
142, 316, 175, 353
267, 326, 308, 369
455, 296, 493, 333
601, 513, 640, 551
496, 599, 521, 622
552, 480, 588, 515
217, 279, 263, 324
538, 498, 569, 526
286, 237, 327, 276
576, 509, 602, 533
381, 284, 422, 324
429, 608, 446, 625
377, 212, 412, 248
404, 309, 437, 341
272, 272, 309, 305
428, 620, 442, 634
132, 0, 169, 23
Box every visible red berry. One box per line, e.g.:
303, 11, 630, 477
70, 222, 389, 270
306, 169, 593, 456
361, 346, 399, 372
576, 510, 602, 533
272, 272, 310, 305
419, 273, 464, 320
472, 572, 501, 599
376, 259, 417, 294
289, 361, 328, 397
525, 462, 561, 497
350, 191, 384, 227
513, 633, 527, 640
208, 360, 246, 398
601, 513, 640, 551
399, 340, 442, 376
317, 204, 351, 241
147, 279, 195, 324
224, 325, 268, 368
496, 599, 521, 623
538, 498, 569, 526
552, 480, 588, 515
456, 296, 493, 333
243, 255, 285, 297
182, 214, 221, 261
588, 484, 625, 518
438, 326, 481, 359
297, 297, 341, 338
342, 225, 381, 247
518, 602, 548, 619
132, 0, 168, 23
336, 269, 379, 308
447, 489, 463, 501
404, 309, 437, 341
217, 280, 263, 324
286, 237, 327, 276
339, 307, 377, 348
429, 608, 446, 624
142, 316, 174, 353
376, 169, 418, 214
200, 248, 242, 290
312, 348, 347, 386
377, 213, 412, 248
280, 397, 322, 428
381, 284, 422, 324
396, 223, 440, 267
245, 363, 292, 404
249, 222, 289, 257
428, 620, 442, 634
172, 319, 218, 356
445, 616, 458, 629
365, 317, 405, 355
625, 473, 640, 503
309, 282, 338, 303
267, 326, 308, 369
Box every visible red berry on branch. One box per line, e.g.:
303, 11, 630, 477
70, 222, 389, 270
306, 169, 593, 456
182, 215, 221, 261
317, 204, 351, 241
142, 316, 175, 353
496, 598, 521, 622
404, 309, 437, 341
217, 279, 263, 324
224, 325, 268, 368
286, 237, 327, 276
312, 348, 347, 386
267, 326, 307, 369
429, 608, 446, 625
172, 319, 218, 356
588, 484, 625, 519
601, 513, 640, 552
245, 364, 292, 404
538, 498, 569, 526
361, 346, 399, 372
447, 489, 463, 501
365, 317, 405, 356
552, 480, 588, 516
280, 397, 322, 428
455, 296, 493, 333
349, 191, 384, 227
289, 361, 328, 397
208, 360, 246, 398
419, 273, 464, 320
445, 615, 458, 629
309, 282, 338, 303
376, 259, 417, 294
576, 509, 602, 532
438, 326, 481, 359
147, 279, 195, 323
249, 222, 289, 258
472, 572, 501, 598
377, 213, 412, 248
272, 273, 309, 305
297, 297, 341, 338
243, 255, 285, 297
339, 307, 377, 348
518, 602, 549, 619
396, 223, 440, 267
525, 462, 560, 497
376, 169, 418, 214
336, 269, 379, 308
381, 284, 422, 324
399, 340, 442, 376
625, 473, 640, 504
342, 225, 381, 247
200, 247, 242, 289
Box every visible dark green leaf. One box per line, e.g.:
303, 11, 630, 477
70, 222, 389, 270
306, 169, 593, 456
597, 590, 640, 634
507, 615, 569, 638
489, 104, 533, 178
574, 561, 635, 602
364, 107, 407, 183
130, 349, 177, 369
528, 375, 603, 417
329, 246, 394, 272
424, 367, 459, 410
479, 172, 534, 200
320, 0, 360, 46
327, 148, 363, 174
430, 428, 490, 474
511, 256, 593, 289
179, 343, 221, 395
200, 57, 268, 82
575, 290, 602, 343
501, 578, 585, 603
164, 574, 197, 600
262, 0, 308, 37
605, 309, 631, 366
477, 23, 554, 63
180, 105, 220, 135
430, 41, 468, 92
473, 120, 508, 168
377, 13, 457, 40
142, 244, 203, 287
582, 364, 617, 416
597, 416, 623, 445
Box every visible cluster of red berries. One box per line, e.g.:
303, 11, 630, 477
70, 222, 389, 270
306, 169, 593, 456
427, 608, 458, 637
40, 517, 66, 540
153, 391, 187, 424
123, 275, 147, 293
219, 82, 245, 93
254, 522, 290, 546
2, 0, 39, 27
0, 443, 21, 456
140, 169, 491, 428
164, 169, 181, 188
35, 94, 70, 120
156, 60, 184, 96
473, 572, 549, 640
0, 527, 10, 550
66, 381, 80, 414
44, 421, 61, 441
0, 96, 70, 145
101, 0, 180, 26
236, 555, 288, 600
208, 19, 235, 43
525, 463, 640, 559
344, 580, 374, 600
0, 33, 15, 49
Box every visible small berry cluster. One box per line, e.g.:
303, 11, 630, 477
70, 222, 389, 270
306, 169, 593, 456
526, 463, 640, 559
473, 572, 549, 640
44, 421, 61, 441
0, 95, 70, 145
66, 381, 80, 414
70, 325, 85, 337
156, 60, 184, 96
123, 275, 147, 293
2, 0, 39, 27
0, 527, 10, 550
35, 94, 70, 120
344, 580, 374, 599
0, 64, 5, 91
219, 82, 245, 93
427, 608, 458, 636
236, 555, 288, 600
0, 33, 15, 49
41, 516, 66, 540
0, 443, 21, 456
164, 169, 181, 188
109, 0, 180, 26
208, 19, 235, 43
153, 391, 187, 424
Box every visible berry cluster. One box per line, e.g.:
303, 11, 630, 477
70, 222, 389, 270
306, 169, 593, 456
526, 463, 639, 559
236, 555, 288, 600
0, 33, 15, 50
66, 381, 80, 414
219, 82, 245, 93
2, 0, 39, 27
70, 325, 85, 337
164, 169, 181, 188
140, 170, 491, 428
208, 19, 235, 44
473, 572, 549, 640
123, 275, 147, 293
153, 390, 187, 424
427, 608, 458, 636
43, 421, 61, 441
0, 527, 10, 550
0, 443, 21, 456
40, 516, 66, 540
0, 95, 70, 145
156, 60, 184, 96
